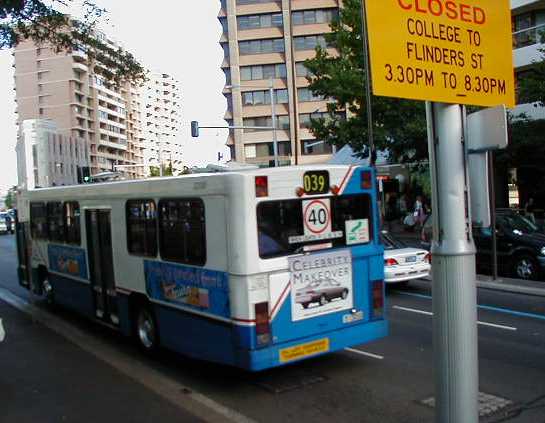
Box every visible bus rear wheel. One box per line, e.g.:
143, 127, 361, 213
135, 305, 159, 353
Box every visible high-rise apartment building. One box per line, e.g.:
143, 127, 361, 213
219, 0, 341, 167
16, 119, 89, 189
13, 30, 182, 179
142, 72, 183, 175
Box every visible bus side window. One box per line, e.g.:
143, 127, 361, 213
126, 199, 158, 257
47, 202, 65, 243
158, 198, 206, 266
64, 202, 81, 245
30, 202, 48, 240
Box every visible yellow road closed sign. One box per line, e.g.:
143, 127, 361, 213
365, 0, 515, 108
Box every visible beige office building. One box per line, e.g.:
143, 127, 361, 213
219, 0, 341, 166
13, 31, 183, 179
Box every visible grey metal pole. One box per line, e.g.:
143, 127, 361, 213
488, 151, 498, 280
270, 79, 279, 167
360, 0, 375, 166
426, 102, 479, 423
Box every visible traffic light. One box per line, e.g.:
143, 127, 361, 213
191, 121, 199, 138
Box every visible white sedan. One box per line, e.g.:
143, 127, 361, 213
381, 232, 431, 284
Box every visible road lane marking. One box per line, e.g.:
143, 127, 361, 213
392, 305, 432, 316
344, 348, 384, 360
0, 287, 256, 423
392, 305, 517, 331
393, 290, 545, 323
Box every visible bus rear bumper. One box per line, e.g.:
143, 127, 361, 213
237, 319, 388, 371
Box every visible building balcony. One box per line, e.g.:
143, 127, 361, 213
98, 138, 128, 151
511, 102, 545, 119
236, 2, 281, 15
72, 62, 88, 73
513, 24, 545, 68
100, 128, 127, 140
239, 52, 285, 67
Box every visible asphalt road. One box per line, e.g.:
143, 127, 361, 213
1, 233, 545, 422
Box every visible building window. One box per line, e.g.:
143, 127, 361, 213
293, 35, 331, 51
47, 202, 65, 243
30, 202, 48, 239
244, 142, 291, 158
64, 202, 81, 245
299, 112, 344, 128
240, 64, 287, 81
242, 89, 289, 106
126, 200, 158, 257
159, 199, 206, 266
238, 13, 283, 30
301, 139, 333, 155
295, 62, 313, 77
239, 38, 284, 55
292, 9, 338, 26
513, 11, 545, 48
243, 115, 290, 132
297, 87, 325, 102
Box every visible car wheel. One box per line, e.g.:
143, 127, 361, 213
512, 255, 539, 280
319, 294, 328, 306
135, 305, 159, 353
341, 289, 348, 300
302, 302, 310, 309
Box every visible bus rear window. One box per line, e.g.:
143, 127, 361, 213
257, 194, 372, 259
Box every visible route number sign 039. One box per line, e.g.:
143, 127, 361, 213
365, 0, 515, 108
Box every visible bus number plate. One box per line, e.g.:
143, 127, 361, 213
303, 171, 329, 195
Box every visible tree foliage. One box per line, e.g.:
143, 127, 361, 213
304, 0, 428, 163
0, 0, 146, 85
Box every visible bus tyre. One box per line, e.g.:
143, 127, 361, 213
135, 305, 159, 353
319, 294, 328, 306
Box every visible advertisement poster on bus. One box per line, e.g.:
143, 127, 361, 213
144, 261, 230, 319
289, 249, 353, 321
48, 245, 88, 280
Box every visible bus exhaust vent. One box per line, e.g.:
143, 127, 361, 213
419, 392, 515, 420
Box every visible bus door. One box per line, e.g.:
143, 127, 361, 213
85, 209, 118, 325
15, 216, 30, 289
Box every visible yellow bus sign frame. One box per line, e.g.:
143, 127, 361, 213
365, 0, 515, 108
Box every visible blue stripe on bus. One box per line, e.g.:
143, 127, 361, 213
49, 273, 94, 317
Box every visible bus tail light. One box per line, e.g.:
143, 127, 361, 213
255, 176, 268, 197
371, 280, 384, 320
361, 170, 373, 189
255, 302, 271, 346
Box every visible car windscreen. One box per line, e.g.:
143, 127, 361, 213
257, 194, 372, 259
498, 213, 539, 234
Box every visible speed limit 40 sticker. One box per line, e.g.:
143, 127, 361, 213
303, 199, 331, 236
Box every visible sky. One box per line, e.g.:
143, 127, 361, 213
0, 0, 229, 196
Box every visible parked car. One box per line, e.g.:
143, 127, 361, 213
295, 278, 349, 308
421, 210, 545, 280
0, 213, 13, 234
382, 231, 431, 284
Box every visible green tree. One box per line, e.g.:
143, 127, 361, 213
1, 0, 146, 85
4, 186, 16, 209
304, 0, 427, 163
149, 164, 173, 177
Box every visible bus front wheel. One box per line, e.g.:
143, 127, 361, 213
135, 305, 159, 353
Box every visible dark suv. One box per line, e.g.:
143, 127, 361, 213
421, 210, 545, 280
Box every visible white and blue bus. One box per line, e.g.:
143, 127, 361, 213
16, 165, 387, 370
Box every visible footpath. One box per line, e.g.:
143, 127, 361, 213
0, 298, 202, 423
386, 221, 545, 297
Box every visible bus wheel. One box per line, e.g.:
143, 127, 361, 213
319, 294, 328, 306
135, 305, 159, 353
